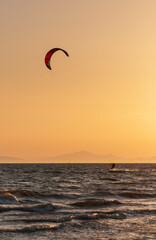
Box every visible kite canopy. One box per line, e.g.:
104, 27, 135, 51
45, 48, 69, 70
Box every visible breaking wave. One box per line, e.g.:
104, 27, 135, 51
0, 192, 20, 205
0, 203, 56, 213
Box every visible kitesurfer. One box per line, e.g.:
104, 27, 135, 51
110, 163, 115, 170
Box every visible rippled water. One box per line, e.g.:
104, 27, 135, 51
0, 164, 156, 239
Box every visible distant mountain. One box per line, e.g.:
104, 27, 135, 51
33, 151, 156, 163
0, 156, 26, 163
0, 151, 156, 163
33, 151, 125, 163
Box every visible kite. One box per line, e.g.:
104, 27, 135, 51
45, 48, 69, 70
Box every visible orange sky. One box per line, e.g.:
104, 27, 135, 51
0, 0, 156, 161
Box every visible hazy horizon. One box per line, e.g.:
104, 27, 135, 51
1, 1, 156, 162
1, 150, 156, 163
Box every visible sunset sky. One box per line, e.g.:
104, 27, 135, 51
0, 0, 156, 161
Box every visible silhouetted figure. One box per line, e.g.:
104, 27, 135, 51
110, 163, 115, 170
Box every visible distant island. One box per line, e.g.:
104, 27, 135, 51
0, 151, 156, 163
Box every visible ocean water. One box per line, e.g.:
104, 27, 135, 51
0, 163, 156, 239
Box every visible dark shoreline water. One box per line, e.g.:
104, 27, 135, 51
0, 163, 155, 239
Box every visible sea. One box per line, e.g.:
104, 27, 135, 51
0, 163, 155, 240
